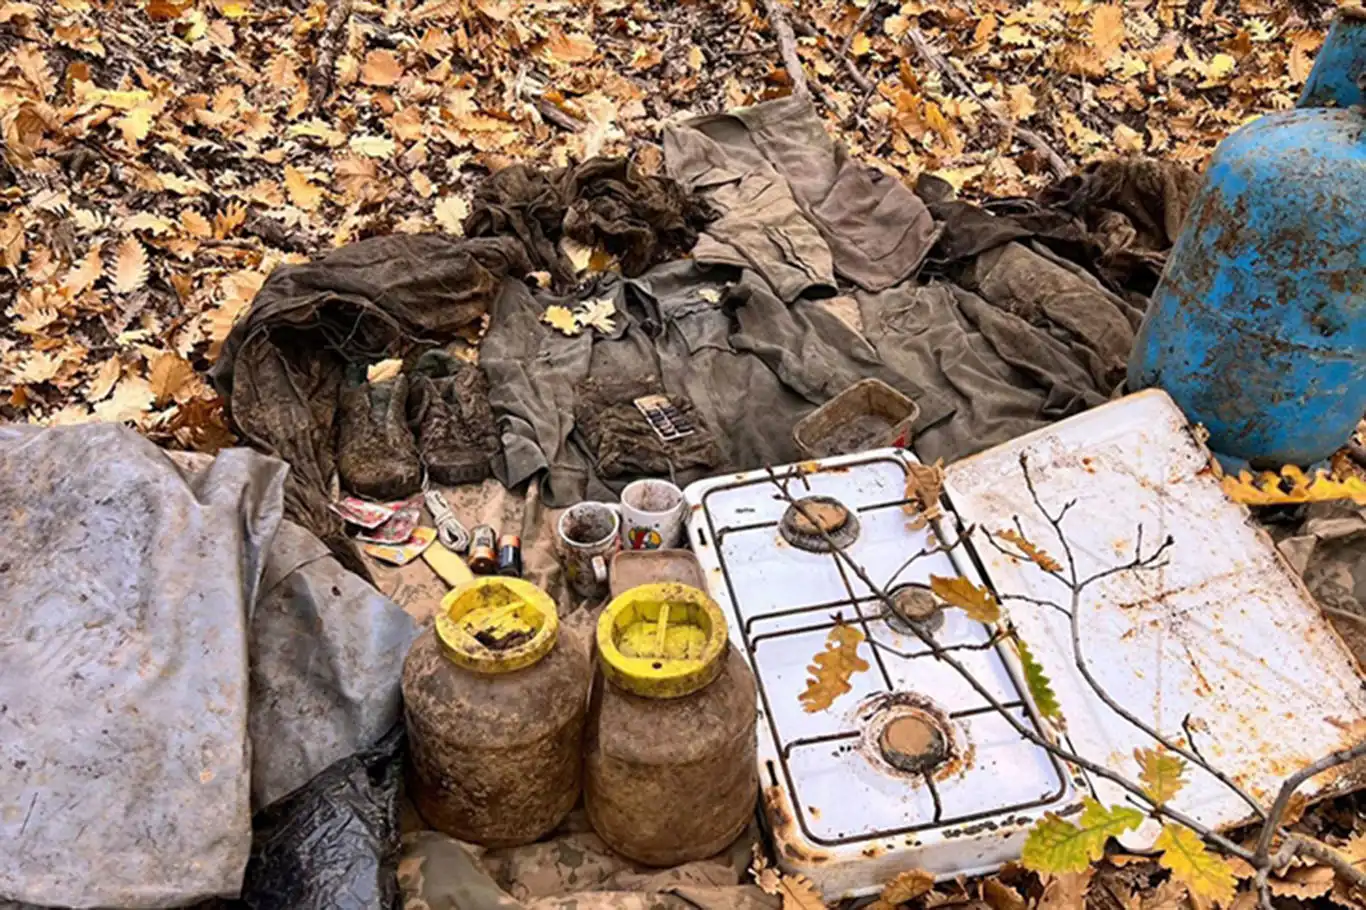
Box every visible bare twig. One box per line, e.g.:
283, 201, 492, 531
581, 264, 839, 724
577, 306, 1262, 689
308, 0, 352, 114
903, 26, 1071, 179
1255, 739, 1366, 867
756, 0, 809, 97
1323, 605, 1366, 627
836, 0, 879, 94
762, 466, 1256, 864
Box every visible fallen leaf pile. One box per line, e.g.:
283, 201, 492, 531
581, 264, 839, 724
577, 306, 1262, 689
0, 0, 1339, 440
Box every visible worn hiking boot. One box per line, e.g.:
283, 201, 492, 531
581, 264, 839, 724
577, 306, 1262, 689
407, 351, 500, 486
337, 368, 423, 500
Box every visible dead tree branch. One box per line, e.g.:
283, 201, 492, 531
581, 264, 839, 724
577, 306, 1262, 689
1256, 739, 1366, 866
308, 0, 352, 114
903, 26, 1071, 180
836, 1, 879, 94
757, 0, 809, 98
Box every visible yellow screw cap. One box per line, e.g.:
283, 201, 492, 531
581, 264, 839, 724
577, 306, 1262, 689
597, 583, 729, 698
436, 577, 559, 674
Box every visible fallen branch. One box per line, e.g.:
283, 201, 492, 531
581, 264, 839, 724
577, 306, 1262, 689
308, 0, 352, 114
837, 1, 879, 94
757, 0, 809, 98
904, 26, 1072, 180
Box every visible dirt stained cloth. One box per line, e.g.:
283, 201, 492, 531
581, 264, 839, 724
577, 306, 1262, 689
210, 233, 531, 577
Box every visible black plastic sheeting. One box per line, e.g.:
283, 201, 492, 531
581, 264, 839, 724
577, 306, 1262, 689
238, 726, 404, 910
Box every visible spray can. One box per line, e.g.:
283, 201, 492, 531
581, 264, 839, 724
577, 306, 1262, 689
468, 525, 498, 575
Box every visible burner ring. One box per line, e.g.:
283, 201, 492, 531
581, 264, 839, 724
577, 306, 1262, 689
856, 693, 967, 781
880, 715, 949, 774
779, 496, 860, 552
885, 583, 945, 636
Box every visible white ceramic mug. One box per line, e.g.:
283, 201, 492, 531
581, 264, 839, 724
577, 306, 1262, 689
557, 502, 621, 600
618, 479, 686, 551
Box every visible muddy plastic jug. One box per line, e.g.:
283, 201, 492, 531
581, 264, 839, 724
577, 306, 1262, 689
584, 583, 758, 866
1127, 6, 1366, 465
403, 577, 590, 847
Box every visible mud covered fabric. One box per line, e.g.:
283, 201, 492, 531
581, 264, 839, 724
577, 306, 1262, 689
0, 426, 417, 909
465, 157, 715, 289
480, 260, 955, 506
210, 233, 531, 576
664, 95, 940, 298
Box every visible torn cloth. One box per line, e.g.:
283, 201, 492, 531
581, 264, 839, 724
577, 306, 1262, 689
210, 233, 531, 576
465, 157, 715, 289
665, 95, 940, 297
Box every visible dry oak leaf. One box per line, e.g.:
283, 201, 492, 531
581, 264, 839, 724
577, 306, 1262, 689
867, 869, 934, 910
1005, 85, 1037, 121
61, 244, 104, 297
361, 49, 404, 87
284, 166, 325, 211
1289, 32, 1323, 83
148, 353, 195, 405
350, 134, 396, 158
93, 376, 155, 424
995, 529, 1062, 573
85, 357, 121, 403
1038, 869, 1095, 910
544, 30, 597, 65
1092, 5, 1125, 62
213, 203, 246, 239
930, 575, 1001, 623
542, 305, 582, 336
1153, 824, 1235, 905
981, 878, 1026, 910
753, 859, 827, 910
433, 196, 469, 235
111, 236, 149, 294
180, 209, 213, 238
1269, 865, 1334, 900
903, 459, 945, 530
799, 622, 870, 713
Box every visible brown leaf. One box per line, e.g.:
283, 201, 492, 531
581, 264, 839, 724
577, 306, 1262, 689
995, 529, 1063, 573
93, 376, 155, 423
1269, 866, 1335, 900
1289, 32, 1323, 84
1138, 879, 1187, 910
61, 244, 103, 296
361, 49, 404, 87
1038, 870, 1094, 910
148, 352, 195, 405
1005, 85, 1037, 121
982, 878, 1026, 910
111, 237, 149, 294
930, 575, 1001, 623
180, 210, 213, 238
145, 0, 193, 20
1, 212, 26, 270
543, 30, 597, 65
85, 357, 121, 403
799, 621, 870, 713
213, 202, 246, 239
870, 869, 935, 910
433, 196, 469, 235
1092, 5, 1126, 62
903, 459, 945, 530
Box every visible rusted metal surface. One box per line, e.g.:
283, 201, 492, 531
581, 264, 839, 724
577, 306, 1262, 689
944, 390, 1366, 847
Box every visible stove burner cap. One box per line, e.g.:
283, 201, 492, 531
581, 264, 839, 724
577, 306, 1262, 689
879, 714, 949, 774
886, 584, 945, 634
779, 496, 860, 552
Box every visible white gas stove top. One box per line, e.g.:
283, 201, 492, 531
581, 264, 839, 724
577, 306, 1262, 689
684, 451, 1076, 900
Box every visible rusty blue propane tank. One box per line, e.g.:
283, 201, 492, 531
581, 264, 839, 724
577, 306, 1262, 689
1127, 6, 1366, 466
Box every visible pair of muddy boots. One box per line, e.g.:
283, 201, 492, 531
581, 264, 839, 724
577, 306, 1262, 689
337, 353, 499, 500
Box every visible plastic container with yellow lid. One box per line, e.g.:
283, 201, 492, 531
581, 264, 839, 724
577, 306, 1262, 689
402, 577, 590, 847
584, 583, 759, 866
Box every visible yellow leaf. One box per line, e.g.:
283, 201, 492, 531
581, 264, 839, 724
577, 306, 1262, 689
995, 529, 1063, 573
217, 0, 251, 18
687, 46, 705, 70
284, 165, 325, 210
851, 33, 872, 58
366, 359, 403, 383
93, 376, 155, 423
85, 357, 121, 403
1006, 85, 1037, 121
111, 236, 148, 294
1021, 799, 1144, 874
1091, 5, 1125, 62
1222, 467, 1366, 507
118, 104, 156, 147
930, 575, 1001, 623
542, 305, 582, 336
361, 49, 404, 87
1202, 53, 1236, 86
1137, 747, 1187, 804
544, 30, 596, 65
148, 352, 195, 405
1113, 124, 1145, 154
1154, 824, 1236, 905
799, 622, 870, 713
180, 209, 213, 238
433, 196, 469, 235
349, 134, 396, 158
1289, 33, 1322, 84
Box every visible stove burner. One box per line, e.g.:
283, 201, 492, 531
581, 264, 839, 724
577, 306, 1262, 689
779, 496, 860, 552
879, 714, 950, 774
886, 584, 945, 635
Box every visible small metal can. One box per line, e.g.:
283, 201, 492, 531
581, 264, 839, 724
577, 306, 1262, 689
497, 534, 523, 578
467, 524, 499, 575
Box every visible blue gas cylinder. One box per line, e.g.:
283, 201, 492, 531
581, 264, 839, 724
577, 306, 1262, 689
1128, 7, 1366, 466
